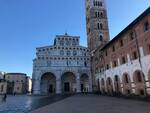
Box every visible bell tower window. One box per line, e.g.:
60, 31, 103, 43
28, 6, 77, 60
99, 35, 103, 41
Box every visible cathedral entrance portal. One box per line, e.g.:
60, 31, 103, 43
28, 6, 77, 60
61, 72, 76, 93
80, 74, 89, 92
40, 72, 56, 95
64, 82, 70, 92
49, 84, 54, 93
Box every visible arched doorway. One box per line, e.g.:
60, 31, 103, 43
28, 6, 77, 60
97, 79, 100, 92
101, 78, 105, 93
40, 72, 56, 95
122, 73, 131, 95
106, 77, 113, 95
80, 74, 89, 92
114, 75, 121, 94
133, 70, 146, 96
61, 72, 76, 93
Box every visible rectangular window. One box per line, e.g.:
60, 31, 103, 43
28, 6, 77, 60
95, 12, 97, 18
120, 40, 124, 47
112, 45, 115, 52
147, 44, 150, 54
113, 61, 117, 67
122, 57, 126, 64
106, 64, 109, 69
88, 28, 90, 33
105, 50, 108, 56
144, 22, 149, 31
130, 31, 136, 40
132, 51, 138, 60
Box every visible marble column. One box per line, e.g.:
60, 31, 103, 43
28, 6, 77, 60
89, 73, 93, 92
56, 78, 61, 94
33, 79, 41, 95
76, 74, 81, 93
32, 71, 41, 95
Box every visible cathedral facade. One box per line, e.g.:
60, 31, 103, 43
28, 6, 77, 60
32, 34, 92, 95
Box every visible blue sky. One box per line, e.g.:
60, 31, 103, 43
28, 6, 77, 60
0, 0, 149, 76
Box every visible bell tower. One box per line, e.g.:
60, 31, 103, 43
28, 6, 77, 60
86, 0, 110, 51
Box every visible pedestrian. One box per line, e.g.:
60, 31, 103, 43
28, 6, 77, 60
13, 92, 16, 96
3, 93, 7, 102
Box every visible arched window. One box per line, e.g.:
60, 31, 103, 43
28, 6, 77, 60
66, 40, 70, 46
99, 35, 103, 41
72, 40, 76, 46
54, 39, 56, 45
101, 79, 104, 85
84, 61, 87, 67
97, 23, 100, 29
60, 50, 64, 56
60, 41, 64, 46
108, 78, 111, 85
100, 12, 104, 18
93, 1, 96, 6
73, 51, 77, 56
100, 23, 103, 29
97, 12, 100, 18
95, 12, 97, 18
67, 51, 71, 56
137, 71, 142, 82
96, 1, 98, 6
115, 76, 119, 82
124, 74, 129, 83
98, 23, 103, 30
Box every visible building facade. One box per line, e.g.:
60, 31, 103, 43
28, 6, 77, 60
32, 34, 92, 95
94, 7, 150, 96
0, 72, 30, 94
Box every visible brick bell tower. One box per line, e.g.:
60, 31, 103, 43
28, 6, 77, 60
86, 0, 110, 51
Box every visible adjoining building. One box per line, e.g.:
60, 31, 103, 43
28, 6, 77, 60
93, 7, 150, 96
85, 0, 150, 96
0, 72, 32, 94
32, 34, 92, 95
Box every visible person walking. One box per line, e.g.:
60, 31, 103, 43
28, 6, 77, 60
13, 92, 16, 96
3, 93, 7, 102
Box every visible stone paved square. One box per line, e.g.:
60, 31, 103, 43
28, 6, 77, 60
0, 94, 71, 113
30, 94, 150, 113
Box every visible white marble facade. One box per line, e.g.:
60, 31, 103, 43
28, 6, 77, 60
32, 34, 92, 95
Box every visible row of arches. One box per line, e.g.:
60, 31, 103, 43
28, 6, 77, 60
40, 72, 90, 94
98, 70, 147, 96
